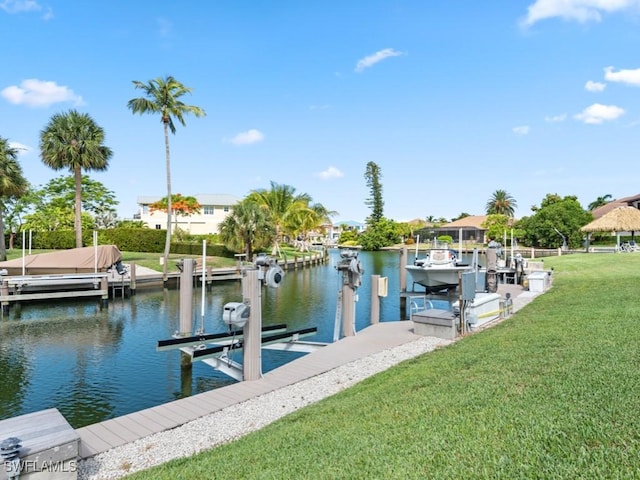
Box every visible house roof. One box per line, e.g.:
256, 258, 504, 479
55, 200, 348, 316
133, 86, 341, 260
138, 193, 241, 206
591, 193, 640, 219
440, 215, 488, 229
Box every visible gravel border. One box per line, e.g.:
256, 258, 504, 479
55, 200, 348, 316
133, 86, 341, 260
78, 335, 451, 480
79, 286, 541, 479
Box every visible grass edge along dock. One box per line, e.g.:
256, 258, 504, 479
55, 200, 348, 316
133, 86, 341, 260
121, 253, 640, 479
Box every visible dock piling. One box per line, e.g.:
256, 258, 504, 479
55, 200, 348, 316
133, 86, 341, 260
242, 269, 262, 381
370, 275, 380, 325
100, 277, 109, 308
129, 262, 137, 295
1, 280, 9, 316
399, 248, 408, 317
178, 259, 195, 337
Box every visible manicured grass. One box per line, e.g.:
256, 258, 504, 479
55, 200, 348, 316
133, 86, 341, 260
119, 251, 237, 272
125, 251, 640, 479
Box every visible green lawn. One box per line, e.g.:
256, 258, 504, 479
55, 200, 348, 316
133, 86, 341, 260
124, 252, 640, 479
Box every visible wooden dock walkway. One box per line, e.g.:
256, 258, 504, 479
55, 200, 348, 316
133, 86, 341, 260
76, 282, 540, 459
76, 321, 422, 459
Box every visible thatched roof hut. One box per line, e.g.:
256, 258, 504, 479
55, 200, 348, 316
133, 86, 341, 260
580, 206, 640, 233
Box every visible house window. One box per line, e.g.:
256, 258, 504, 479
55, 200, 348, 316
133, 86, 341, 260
203, 205, 215, 215
223, 206, 230, 212
155, 224, 161, 230
142, 205, 149, 214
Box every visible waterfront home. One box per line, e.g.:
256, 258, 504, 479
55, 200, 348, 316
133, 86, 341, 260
136, 193, 241, 234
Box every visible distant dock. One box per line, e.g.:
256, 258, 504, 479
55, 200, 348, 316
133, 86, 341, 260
0, 250, 329, 312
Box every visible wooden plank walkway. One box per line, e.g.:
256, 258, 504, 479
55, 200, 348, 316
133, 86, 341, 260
76, 321, 421, 459
76, 282, 540, 459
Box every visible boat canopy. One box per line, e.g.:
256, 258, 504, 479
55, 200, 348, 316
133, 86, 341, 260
0, 245, 123, 276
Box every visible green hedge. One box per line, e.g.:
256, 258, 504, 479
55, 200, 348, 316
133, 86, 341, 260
12, 229, 235, 258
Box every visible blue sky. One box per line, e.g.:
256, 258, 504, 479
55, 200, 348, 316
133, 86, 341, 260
2, 1, 640, 224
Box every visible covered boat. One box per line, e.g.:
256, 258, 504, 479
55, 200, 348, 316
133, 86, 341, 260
0, 245, 124, 276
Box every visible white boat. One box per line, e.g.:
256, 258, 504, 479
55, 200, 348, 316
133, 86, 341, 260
405, 248, 474, 293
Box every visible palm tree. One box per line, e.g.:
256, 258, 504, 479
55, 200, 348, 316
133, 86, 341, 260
128, 76, 206, 282
486, 189, 517, 217
248, 182, 313, 256
588, 194, 613, 211
218, 199, 272, 259
289, 202, 337, 251
39, 110, 112, 248
0, 137, 28, 260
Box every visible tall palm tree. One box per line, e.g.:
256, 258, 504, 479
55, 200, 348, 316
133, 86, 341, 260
0, 137, 28, 260
40, 110, 112, 248
486, 189, 517, 217
218, 199, 272, 259
587, 194, 613, 211
128, 76, 206, 282
248, 181, 313, 256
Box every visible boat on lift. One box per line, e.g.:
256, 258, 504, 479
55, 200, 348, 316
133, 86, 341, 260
405, 248, 474, 293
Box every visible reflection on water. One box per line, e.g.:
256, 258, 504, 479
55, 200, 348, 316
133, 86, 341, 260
0, 249, 447, 428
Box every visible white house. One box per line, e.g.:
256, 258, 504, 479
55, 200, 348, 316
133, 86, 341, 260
137, 193, 241, 234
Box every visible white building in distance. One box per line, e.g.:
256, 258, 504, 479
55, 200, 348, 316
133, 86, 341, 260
137, 193, 241, 234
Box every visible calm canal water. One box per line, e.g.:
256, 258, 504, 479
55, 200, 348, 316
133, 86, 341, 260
0, 249, 447, 428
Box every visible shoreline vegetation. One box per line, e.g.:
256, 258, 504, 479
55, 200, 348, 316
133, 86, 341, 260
118, 252, 640, 478
4, 249, 238, 273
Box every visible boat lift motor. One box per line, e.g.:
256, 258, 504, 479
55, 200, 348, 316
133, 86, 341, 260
222, 302, 250, 331
1, 436, 21, 479
254, 254, 285, 288
336, 249, 364, 289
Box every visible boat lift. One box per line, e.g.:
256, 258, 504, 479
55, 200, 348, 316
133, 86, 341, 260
156, 254, 321, 382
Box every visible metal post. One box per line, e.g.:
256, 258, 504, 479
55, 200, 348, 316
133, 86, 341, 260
243, 269, 261, 381
370, 274, 380, 325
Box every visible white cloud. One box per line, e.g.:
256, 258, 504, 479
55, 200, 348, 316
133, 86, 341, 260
520, 0, 640, 27
0, 0, 52, 19
316, 166, 344, 179
585, 80, 606, 92
355, 48, 405, 73
229, 129, 265, 146
9, 141, 30, 154
513, 125, 531, 135
0, 0, 40, 13
545, 113, 567, 122
604, 65, 640, 86
1, 79, 84, 107
574, 103, 625, 124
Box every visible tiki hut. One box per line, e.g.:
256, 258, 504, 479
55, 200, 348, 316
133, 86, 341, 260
581, 206, 640, 246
